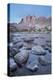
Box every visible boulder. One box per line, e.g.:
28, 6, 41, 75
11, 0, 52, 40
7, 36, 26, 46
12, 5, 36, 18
14, 42, 23, 49
23, 37, 34, 42
26, 53, 39, 71
9, 58, 17, 71
9, 47, 20, 57
39, 53, 51, 66
33, 39, 46, 47
32, 45, 46, 55
14, 50, 29, 66
23, 42, 32, 50
9, 43, 17, 57
12, 37, 22, 44
19, 46, 27, 51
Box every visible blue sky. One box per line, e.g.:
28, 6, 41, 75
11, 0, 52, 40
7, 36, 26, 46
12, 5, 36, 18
8, 4, 51, 23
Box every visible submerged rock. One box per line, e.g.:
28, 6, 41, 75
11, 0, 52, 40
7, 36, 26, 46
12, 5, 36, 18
39, 53, 51, 66
32, 45, 46, 55
26, 54, 39, 71
14, 50, 29, 66
9, 58, 17, 71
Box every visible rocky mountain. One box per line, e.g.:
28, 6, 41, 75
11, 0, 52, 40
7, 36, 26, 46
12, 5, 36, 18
8, 16, 51, 32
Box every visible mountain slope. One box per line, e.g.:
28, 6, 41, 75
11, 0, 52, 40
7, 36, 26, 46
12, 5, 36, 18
8, 16, 51, 32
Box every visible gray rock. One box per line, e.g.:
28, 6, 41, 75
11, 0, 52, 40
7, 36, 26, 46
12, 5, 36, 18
9, 47, 19, 57
26, 54, 39, 71
14, 50, 29, 66
23, 42, 32, 50
14, 42, 23, 49
9, 58, 17, 71
19, 46, 27, 51
33, 39, 46, 46
12, 37, 22, 44
9, 43, 17, 57
23, 37, 34, 42
32, 45, 46, 55
39, 53, 51, 66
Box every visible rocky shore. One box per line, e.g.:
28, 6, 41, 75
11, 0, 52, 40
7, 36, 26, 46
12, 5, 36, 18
8, 32, 51, 76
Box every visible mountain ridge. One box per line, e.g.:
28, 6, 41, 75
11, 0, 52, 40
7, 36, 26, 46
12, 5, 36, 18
8, 16, 51, 32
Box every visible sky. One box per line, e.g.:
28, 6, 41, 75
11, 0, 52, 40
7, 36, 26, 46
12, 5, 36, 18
8, 4, 51, 23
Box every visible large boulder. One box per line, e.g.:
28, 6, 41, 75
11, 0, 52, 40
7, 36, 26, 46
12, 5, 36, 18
32, 45, 46, 55
26, 53, 39, 71
39, 53, 51, 66
14, 50, 29, 66
9, 58, 17, 71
